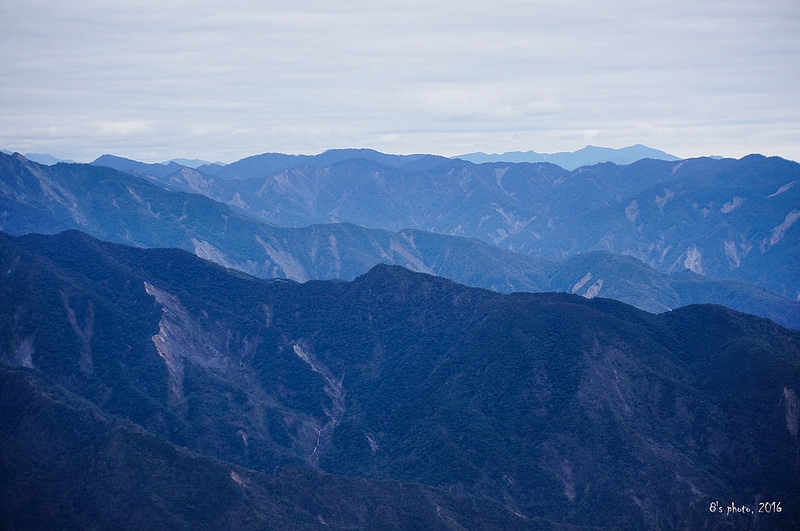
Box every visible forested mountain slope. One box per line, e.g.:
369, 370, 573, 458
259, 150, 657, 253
94, 152, 800, 298
3, 151, 799, 329
2, 230, 798, 529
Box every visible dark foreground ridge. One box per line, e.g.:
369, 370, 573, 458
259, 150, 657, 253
1, 230, 799, 529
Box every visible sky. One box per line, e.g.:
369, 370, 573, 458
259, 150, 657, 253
1, 0, 799, 163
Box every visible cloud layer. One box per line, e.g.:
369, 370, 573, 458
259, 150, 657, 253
2, 0, 799, 162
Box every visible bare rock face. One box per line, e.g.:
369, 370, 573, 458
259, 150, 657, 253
785, 386, 799, 439
145, 281, 227, 403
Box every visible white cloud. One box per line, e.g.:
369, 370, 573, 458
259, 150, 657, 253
96, 121, 151, 137
1, 0, 799, 162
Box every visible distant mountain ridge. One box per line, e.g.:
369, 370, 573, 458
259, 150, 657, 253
95, 150, 799, 300
3, 151, 799, 329
167, 157, 220, 168
7, 144, 680, 172
0, 150, 76, 165
456, 144, 681, 169
86, 148, 448, 179
188, 148, 450, 180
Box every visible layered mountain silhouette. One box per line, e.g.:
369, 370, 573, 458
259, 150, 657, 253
455, 144, 681, 169
2, 151, 799, 329
89, 151, 800, 300
1, 230, 798, 529
2, 141, 799, 528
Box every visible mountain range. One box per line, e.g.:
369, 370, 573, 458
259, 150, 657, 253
2, 143, 800, 529
455, 144, 681, 169
88, 150, 800, 299
2, 151, 799, 330
1, 229, 798, 529
3, 143, 682, 171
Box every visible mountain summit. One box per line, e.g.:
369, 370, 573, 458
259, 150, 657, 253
455, 144, 681, 169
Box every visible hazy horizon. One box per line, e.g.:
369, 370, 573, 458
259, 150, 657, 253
2, 0, 798, 163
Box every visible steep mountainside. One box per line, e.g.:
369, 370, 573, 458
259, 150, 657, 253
102, 152, 800, 299
2, 151, 799, 330
0, 367, 537, 530
551, 251, 800, 328
533, 155, 800, 298
0, 151, 554, 287
1, 231, 799, 529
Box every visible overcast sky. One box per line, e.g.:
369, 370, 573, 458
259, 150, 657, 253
1, 0, 799, 163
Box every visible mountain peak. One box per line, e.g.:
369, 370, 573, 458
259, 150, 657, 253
455, 144, 681, 169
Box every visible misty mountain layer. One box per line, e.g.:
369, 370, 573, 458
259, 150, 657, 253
2, 151, 798, 330
90, 152, 800, 300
